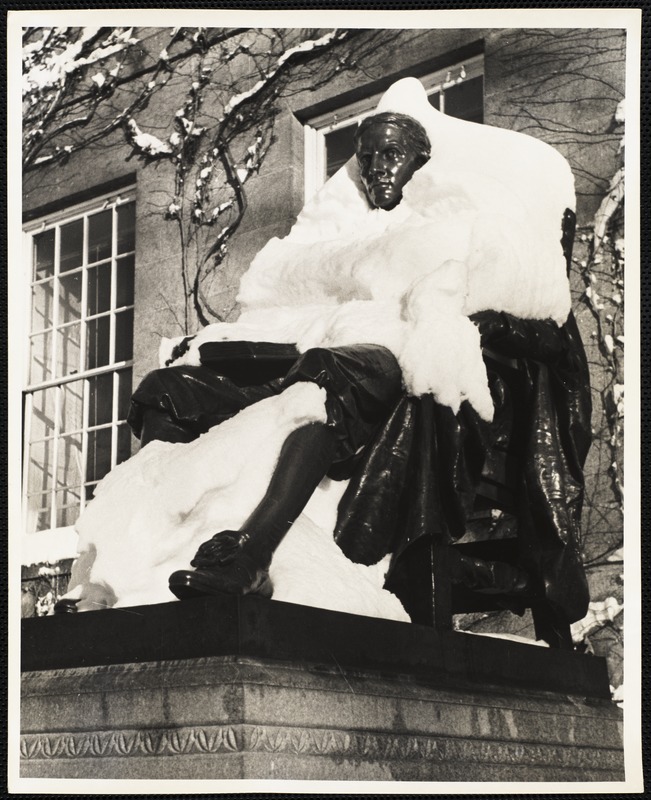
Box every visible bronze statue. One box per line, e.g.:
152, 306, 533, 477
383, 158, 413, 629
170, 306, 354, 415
124, 108, 591, 646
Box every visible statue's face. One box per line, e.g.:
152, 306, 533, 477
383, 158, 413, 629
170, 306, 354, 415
355, 122, 423, 210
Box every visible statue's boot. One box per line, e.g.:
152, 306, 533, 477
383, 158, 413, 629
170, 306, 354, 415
169, 422, 338, 600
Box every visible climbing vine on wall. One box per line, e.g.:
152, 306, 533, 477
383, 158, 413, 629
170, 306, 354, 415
23, 25, 399, 332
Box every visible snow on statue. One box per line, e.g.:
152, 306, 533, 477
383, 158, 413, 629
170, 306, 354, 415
57, 78, 590, 635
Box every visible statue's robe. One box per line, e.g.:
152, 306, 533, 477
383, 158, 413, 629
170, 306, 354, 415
333, 307, 592, 627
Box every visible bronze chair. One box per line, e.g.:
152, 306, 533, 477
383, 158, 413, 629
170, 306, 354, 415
427, 209, 585, 649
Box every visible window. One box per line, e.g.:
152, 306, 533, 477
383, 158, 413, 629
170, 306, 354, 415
304, 55, 484, 201
23, 191, 136, 535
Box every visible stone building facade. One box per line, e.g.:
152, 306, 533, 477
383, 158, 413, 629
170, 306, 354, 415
20, 26, 625, 683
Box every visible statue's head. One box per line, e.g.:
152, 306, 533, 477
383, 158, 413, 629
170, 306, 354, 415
354, 112, 431, 210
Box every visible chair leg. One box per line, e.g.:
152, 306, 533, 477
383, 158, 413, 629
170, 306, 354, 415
432, 545, 454, 632
531, 602, 574, 649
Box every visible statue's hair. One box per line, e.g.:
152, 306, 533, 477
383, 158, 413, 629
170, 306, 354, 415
354, 112, 431, 166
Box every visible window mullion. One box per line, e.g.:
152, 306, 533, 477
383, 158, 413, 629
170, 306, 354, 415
50, 384, 61, 530
110, 205, 120, 468
111, 373, 119, 468
79, 217, 89, 512
48, 226, 61, 531
304, 124, 326, 206
80, 216, 88, 375
81, 376, 90, 506
23, 230, 34, 391
22, 231, 35, 507
21, 392, 34, 524
51, 225, 60, 384
109, 205, 118, 365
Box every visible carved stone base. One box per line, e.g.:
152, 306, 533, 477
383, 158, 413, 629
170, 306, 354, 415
21, 655, 623, 781
21, 597, 624, 782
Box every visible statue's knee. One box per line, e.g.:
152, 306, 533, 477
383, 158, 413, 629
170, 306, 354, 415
298, 347, 333, 369
291, 345, 401, 394
297, 345, 381, 376
283, 347, 334, 387
140, 407, 194, 446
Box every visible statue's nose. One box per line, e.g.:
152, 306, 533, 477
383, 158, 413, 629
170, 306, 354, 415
368, 153, 387, 176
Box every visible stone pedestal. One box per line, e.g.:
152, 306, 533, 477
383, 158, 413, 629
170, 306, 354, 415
21, 595, 624, 782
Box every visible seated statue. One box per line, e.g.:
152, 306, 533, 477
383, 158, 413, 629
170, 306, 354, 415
58, 78, 592, 637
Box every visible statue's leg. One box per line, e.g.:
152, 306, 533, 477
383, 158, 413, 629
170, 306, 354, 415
169, 345, 403, 600
169, 422, 338, 599
239, 422, 338, 558
128, 364, 278, 445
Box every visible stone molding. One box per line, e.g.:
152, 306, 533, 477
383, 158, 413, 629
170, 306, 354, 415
20, 655, 615, 715
21, 723, 624, 772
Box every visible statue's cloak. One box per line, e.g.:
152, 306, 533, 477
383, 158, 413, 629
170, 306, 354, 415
332, 287, 592, 627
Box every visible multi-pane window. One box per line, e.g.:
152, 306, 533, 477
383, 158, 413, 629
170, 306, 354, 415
23, 192, 136, 535
304, 55, 484, 200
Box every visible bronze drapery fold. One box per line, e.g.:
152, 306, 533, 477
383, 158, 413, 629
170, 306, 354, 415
333, 310, 592, 628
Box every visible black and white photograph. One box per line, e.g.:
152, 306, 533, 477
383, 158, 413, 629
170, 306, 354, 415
8, 7, 643, 793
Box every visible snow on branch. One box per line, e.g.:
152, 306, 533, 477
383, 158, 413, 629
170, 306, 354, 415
221, 29, 345, 118
23, 27, 139, 96
593, 167, 624, 250
126, 118, 173, 157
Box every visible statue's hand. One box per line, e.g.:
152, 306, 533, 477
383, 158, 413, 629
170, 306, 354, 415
469, 310, 508, 345
471, 310, 567, 363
